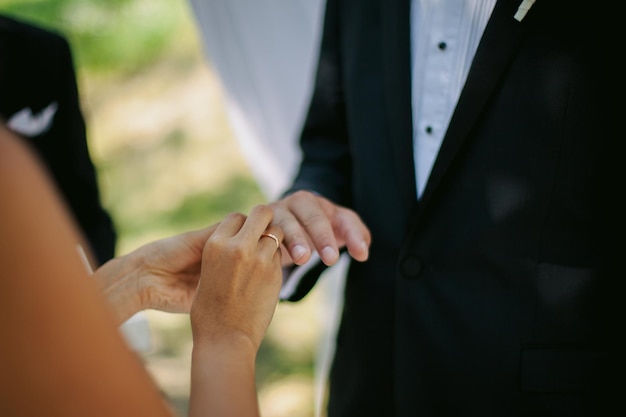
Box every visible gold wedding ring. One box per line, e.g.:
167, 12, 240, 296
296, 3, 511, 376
261, 233, 280, 250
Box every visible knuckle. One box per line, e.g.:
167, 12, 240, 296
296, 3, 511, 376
203, 237, 224, 254
225, 211, 247, 223
290, 189, 316, 204
253, 204, 273, 218
302, 211, 327, 228
273, 212, 294, 230
311, 230, 333, 245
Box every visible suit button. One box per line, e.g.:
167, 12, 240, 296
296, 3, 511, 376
401, 256, 422, 278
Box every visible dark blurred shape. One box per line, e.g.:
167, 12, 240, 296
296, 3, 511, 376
0, 13, 117, 265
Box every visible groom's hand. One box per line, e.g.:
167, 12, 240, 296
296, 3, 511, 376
269, 190, 370, 267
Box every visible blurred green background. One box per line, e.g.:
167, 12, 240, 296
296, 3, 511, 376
0, 0, 187, 75
0, 1, 325, 416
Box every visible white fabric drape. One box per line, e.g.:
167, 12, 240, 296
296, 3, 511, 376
187, 0, 326, 200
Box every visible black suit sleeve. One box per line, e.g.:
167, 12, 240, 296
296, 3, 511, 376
285, 0, 352, 207
0, 15, 117, 265
51, 35, 117, 265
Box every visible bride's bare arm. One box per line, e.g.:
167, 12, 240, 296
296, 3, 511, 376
0, 125, 283, 416
0, 125, 174, 416
188, 207, 284, 417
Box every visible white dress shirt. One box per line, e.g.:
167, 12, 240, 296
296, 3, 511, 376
411, 0, 496, 198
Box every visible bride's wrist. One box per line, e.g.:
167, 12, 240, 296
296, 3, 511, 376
94, 252, 145, 325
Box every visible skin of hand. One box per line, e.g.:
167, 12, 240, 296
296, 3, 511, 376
0, 125, 177, 417
269, 190, 371, 267
188, 204, 284, 417
1, 125, 279, 417
190, 204, 283, 353
94, 224, 218, 325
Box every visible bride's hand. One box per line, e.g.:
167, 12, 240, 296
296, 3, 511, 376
190, 204, 283, 353
94, 223, 218, 323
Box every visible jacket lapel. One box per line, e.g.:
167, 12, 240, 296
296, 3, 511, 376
418, 0, 529, 207
381, 0, 417, 213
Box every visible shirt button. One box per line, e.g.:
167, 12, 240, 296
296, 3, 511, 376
401, 256, 422, 278
438, 41, 447, 51
425, 125, 433, 134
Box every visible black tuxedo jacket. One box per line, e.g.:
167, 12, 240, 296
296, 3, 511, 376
0, 15, 116, 265
286, 0, 625, 416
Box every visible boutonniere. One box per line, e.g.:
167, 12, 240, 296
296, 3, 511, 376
514, 0, 536, 22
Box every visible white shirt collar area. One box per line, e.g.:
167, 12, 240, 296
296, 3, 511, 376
410, 0, 496, 198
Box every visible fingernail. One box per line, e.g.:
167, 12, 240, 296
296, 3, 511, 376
321, 246, 338, 264
292, 245, 308, 261
361, 241, 369, 258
